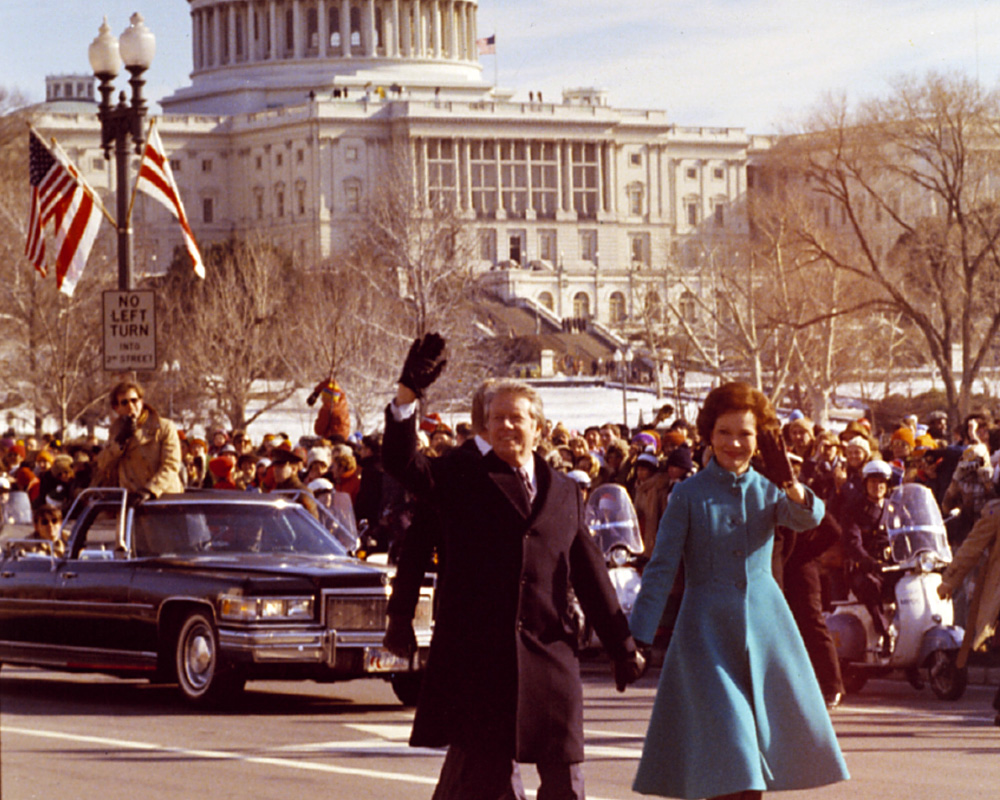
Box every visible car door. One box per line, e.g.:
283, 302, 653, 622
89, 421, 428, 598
50, 502, 141, 660
0, 547, 61, 650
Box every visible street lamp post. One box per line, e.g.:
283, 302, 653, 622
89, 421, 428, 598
613, 347, 634, 433
88, 13, 156, 291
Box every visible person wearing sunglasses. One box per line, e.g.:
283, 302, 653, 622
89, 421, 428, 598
91, 380, 183, 503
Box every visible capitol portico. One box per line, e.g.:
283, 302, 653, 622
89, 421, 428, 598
32, 0, 759, 341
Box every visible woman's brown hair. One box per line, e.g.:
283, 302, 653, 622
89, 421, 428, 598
696, 382, 778, 443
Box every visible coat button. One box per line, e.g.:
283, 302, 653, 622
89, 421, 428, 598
517, 620, 525, 631
735, 580, 746, 590
734, 549, 744, 558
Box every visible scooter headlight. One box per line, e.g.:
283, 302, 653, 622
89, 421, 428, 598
917, 551, 938, 573
609, 545, 630, 568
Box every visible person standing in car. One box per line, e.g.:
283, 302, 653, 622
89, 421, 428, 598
91, 381, 183, 501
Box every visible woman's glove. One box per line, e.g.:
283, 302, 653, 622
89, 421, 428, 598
757, 428, 794, 487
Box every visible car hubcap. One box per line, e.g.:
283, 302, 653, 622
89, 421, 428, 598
186, 630, 213, 687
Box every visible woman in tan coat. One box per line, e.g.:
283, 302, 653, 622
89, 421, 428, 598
938, 499, 1000, 726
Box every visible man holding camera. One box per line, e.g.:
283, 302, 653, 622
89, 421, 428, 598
381, 334, 644, 800
92, 380, 183, 502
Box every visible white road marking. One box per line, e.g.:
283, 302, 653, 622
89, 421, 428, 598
1, 725, 635, 799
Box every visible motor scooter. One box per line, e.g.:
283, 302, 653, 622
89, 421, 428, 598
826, 483, 967, 700
575, 483, 644, 649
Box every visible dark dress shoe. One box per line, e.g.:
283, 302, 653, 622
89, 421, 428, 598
825, 692, 843, 709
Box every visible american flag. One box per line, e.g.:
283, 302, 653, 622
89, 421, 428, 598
25, 131, 104, 296
134, 121, 205, 278
477, 34, 496, 55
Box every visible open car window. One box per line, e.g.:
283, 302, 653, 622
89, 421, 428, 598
132, 502, 349, 558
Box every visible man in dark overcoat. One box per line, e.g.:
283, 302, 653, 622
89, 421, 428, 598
381, 335, 643, 800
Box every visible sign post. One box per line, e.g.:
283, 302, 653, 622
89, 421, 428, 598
103, 290, 157, 372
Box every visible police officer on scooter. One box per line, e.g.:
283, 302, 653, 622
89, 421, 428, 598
841, 460, 900, 656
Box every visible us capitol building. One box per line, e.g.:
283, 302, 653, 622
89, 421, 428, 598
34, 0, 763, 343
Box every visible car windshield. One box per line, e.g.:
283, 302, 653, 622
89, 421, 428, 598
131, 502, 349, 558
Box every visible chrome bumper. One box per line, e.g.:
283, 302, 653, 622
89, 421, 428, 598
218, 626, 432, 666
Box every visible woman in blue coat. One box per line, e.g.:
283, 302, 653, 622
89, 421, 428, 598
630, 383, 849, 799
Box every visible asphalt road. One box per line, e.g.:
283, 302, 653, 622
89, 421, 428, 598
1, 661, 998, 800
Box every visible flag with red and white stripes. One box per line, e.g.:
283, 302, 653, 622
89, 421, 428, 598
477, 34, 496, 55
135, 121, 205, 278
25, 130, 104, 296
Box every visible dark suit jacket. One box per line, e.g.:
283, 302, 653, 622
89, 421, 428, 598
383, 406, 635, 763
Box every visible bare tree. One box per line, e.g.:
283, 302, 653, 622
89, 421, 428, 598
335, 152, 489, 411
762, 72, 1000, 421
0, 95, 116, 437
157, 236, 303, 431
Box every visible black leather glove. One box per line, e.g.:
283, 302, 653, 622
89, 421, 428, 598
383, 613, 417, 660
757, 427, 794, 487
115, 416, 137, 448
398, 333, 447, 398
613, 649, 647, 692
127, 489, 153, 508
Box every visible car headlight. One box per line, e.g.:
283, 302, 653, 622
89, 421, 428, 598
219, 595, 314, 622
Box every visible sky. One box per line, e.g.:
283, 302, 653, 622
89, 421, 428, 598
4, 0, 1000, 133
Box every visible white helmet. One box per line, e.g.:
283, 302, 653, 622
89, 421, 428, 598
862, 460, 892, 480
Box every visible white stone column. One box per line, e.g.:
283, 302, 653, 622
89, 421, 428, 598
318, 0, 328, 56
608, 142, 617, 215
400, 0, 412, 55
269, 0, 279, 60
247, 2, 257, 61
192, 9, 202, 70
228, 3, 238, 63
469, 1, 477, 60
462, 139, 473, 211
431, 0, 441, 58
446, 0, 456, 58
213, 6, 223, 66
388, 0, 400, 56
525, 139, 535, 218
413, 0, 423, 57
341, 0, 352, 56
365, 0, 376, 55
597, 142, 606, 214
292, 0, 303, 58
454, 2, 464, 59
495, 140, 505, 216
564, 141, 574, 214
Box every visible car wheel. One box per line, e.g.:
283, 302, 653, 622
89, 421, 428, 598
174, 611, 244, 704
390, 671, 423, 706
927, 649, 968, 701
840, 660, 868, 694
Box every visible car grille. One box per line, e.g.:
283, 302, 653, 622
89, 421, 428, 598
326, 594, 433, 631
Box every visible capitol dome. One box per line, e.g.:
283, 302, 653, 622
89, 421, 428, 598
162, 0, 493, 113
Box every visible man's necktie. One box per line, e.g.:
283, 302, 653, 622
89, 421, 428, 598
517, 466, 536, 505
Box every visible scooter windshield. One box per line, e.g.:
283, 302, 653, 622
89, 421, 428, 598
585, 484, 644, 556
882, 483, 952, 566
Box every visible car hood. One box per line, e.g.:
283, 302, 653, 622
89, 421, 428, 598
136, 553, 393, 587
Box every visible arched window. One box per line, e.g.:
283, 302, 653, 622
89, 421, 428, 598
680, 291, 698, 323
608, 292, 626, 323
537, 292, 554, 311
572, 292, 590, 318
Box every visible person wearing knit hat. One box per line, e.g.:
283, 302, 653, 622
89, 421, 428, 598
785, 417, 815, 459
888, 428, 916, 481
207, 455, 238, 490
